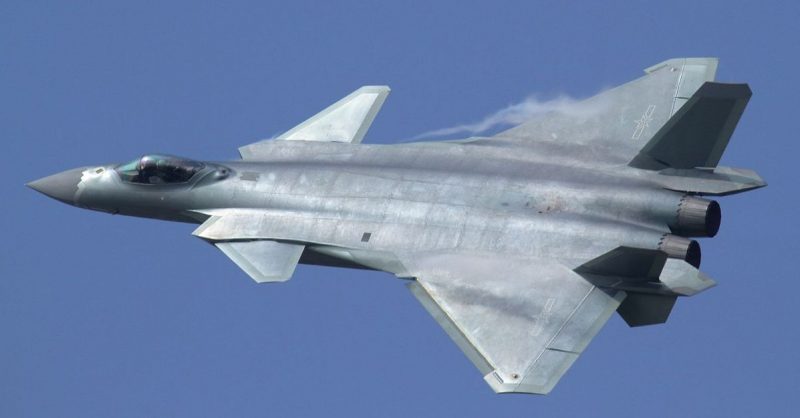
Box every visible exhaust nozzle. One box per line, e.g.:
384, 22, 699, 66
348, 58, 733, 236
670, 196, 721, 238
658, 234, 701, 268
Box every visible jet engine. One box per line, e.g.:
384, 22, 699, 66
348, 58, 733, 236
669, 196, 721, 238
658, 234, 701, 268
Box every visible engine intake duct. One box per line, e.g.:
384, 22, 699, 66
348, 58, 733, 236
658, 234, 701, 268
671, 196, 721, 238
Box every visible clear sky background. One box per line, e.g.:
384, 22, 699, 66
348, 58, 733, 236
2, 1, 798, 417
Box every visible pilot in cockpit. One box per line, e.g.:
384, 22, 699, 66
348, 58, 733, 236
116, 154, 205, 185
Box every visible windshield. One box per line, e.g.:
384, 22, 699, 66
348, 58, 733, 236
116, 154, 205, 184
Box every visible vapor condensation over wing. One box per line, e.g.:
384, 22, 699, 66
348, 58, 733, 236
413, 93, 604, 139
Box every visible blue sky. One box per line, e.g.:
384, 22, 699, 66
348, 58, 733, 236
2, 1, 798, 416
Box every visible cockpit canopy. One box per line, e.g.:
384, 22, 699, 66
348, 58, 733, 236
116, 154, 205, 184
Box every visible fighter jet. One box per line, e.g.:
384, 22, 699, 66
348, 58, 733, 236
28, 58, 764, 394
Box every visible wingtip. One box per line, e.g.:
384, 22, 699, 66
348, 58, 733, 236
358, 85, 391, 93
484, 371, 552, 395
644, 57, 720, 74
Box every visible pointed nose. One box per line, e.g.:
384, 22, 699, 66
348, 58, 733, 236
27, 167, 87, 205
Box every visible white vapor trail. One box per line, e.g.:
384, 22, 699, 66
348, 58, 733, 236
413, 94, 585, 139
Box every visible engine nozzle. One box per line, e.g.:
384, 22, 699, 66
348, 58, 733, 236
670, 196, 721, 238
658, 234, 701, 268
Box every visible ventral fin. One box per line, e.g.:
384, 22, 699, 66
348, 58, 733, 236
214, 240, 305, 283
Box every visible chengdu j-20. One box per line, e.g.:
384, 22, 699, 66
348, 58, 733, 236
29, 58, 764, 394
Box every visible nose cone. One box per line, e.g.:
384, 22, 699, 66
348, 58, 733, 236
27, 167, 87, 205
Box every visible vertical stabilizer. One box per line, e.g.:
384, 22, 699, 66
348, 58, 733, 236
629, 82, 751, 170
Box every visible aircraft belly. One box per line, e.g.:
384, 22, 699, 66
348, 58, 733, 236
217, 156, 679, 237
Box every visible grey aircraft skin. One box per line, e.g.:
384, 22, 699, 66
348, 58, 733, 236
28, 58, 764, 395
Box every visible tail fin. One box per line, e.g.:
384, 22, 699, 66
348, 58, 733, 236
576, 246, 717, 326
616, 294, 677, 327
629, 82, 751, 170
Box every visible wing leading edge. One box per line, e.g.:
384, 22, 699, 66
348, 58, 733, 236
401, 252, 625, 394
239, 85, 390, 159
401, 246, 716, 394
